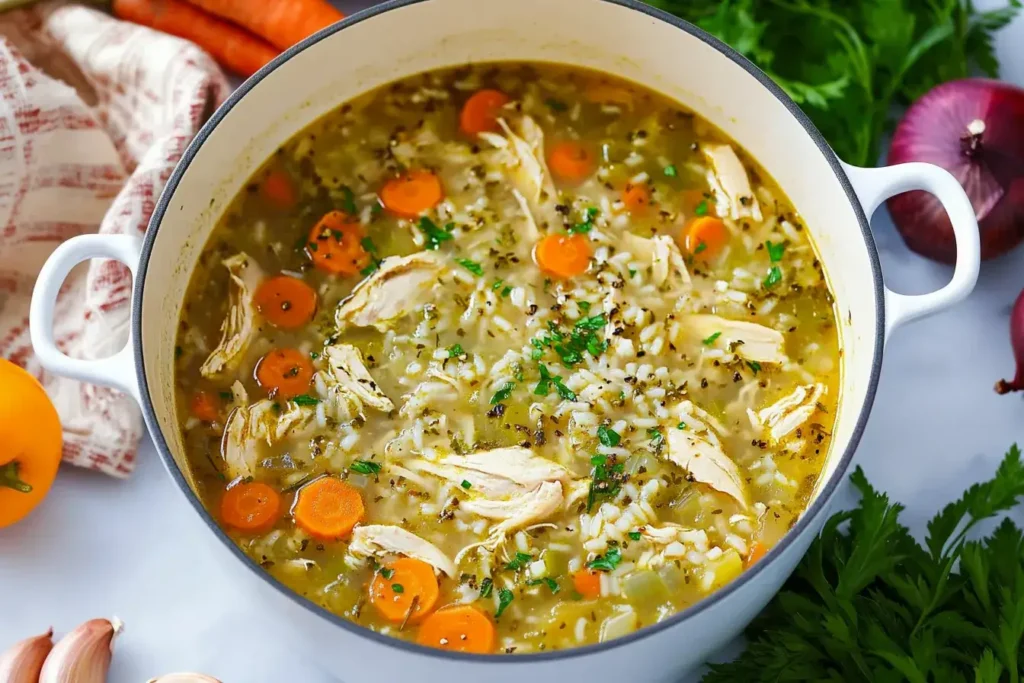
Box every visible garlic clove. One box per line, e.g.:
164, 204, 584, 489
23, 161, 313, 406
38, 617, 123, 683
148, 675, 223, 683
0, 628, 54, 683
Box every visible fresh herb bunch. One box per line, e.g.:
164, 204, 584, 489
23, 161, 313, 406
704, 445, 1024, 681
648, 0, 1022, 166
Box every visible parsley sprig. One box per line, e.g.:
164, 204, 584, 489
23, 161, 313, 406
705, 444, 1024, 682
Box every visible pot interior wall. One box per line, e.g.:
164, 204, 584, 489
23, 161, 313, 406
142, 0, 879, 504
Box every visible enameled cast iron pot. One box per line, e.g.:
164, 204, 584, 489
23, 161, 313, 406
29, 0, 982, 680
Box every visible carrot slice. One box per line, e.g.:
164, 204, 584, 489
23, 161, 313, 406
534, 233, 591, 278
622, 183, 652, 213
548, 141, 596, 186
379, 170, 444, 219
255, 348, 314, 399
416, 604, 496, 654
190, 390, 220, 422
261, 169, 296, 209
292, 476, 364, 541
220, 482, 282, 533
684, 216, 729, 262
573, 569, 601, 599
254, 275, 318, 329
369, 557, 440, 623
746, 541, 768, 567
460, 89, 510, 136
306, 211, 370, 276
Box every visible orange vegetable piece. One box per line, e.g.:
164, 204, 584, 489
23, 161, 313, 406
460, 89, 510, 136
254, 275, 318, 329
260, 169, 296, 209
416, 604, 496, 654
292, 476, 364, 541
681, 189, 713, 213
572, 569, 602, 599
369, 557, 440, 623
746, 541, 768, 567
220, 481, 282, 533
548, 141, 596, 185
0, 359, 62, 528
684, 216, 730, 262
622, 183, 652, 213
534, 233, 591, 278
379, 170, 444, 219
255, 348, 314, 398
306, 212, 370, 276
190, 390, 220, 422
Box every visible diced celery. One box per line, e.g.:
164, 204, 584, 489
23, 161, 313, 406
599, 606, 638, 642
701, 548, 743, 593
542, 549, 568, 577
622, 570, 669, 604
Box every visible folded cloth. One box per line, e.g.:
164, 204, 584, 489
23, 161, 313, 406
0, 2, 228, 477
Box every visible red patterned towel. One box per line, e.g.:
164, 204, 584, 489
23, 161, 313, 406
0, 2, 228, 477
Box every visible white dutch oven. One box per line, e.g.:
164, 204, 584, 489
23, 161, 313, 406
29, 0, 981, 681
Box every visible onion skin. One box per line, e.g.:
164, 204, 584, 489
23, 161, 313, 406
996, 288, 1024, 394
0, 629, 53, 683
147, 675, 222, 683
888, 78, 1024, 263
38, 618, 122, 683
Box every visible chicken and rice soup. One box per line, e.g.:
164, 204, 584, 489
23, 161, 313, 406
174, 63, 840, 654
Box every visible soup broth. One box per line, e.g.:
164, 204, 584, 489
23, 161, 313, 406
173, 63, 840, 654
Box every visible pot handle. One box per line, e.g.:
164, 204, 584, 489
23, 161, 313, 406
841, 162, 980, 339
29, 234, 143, 403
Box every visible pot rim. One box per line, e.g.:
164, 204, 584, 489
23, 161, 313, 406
134, 0, 885, 664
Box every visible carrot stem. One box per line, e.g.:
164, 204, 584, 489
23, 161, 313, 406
0, 461, 32, 493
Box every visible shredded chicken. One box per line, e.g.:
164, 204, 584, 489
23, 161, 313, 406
751, 384, 826, 442
666, 428, 749, 509
335, 252, 444, 331
701, 144, 762, 222
455, 481, 565, 563
620, 232, 691, 288
679, 314, 786, 364
200, 253, 264, 378
495, 116, 556, 205
349, 524, 457, 577
324, 344, 394, 413
220, 400, 315, 479
410, 447, 570, 500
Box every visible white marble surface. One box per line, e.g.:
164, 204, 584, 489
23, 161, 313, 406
3, 2, 1024, 682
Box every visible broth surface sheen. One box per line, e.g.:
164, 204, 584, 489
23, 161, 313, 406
174, 63, 840, 655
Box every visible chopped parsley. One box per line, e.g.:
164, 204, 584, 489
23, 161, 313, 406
677, 421, 687, 430
695, 200, 709, 216
533, 316, 608, 367
490, 382, 516, 404
664, 164, 678, 177
702, 331, 722, 345
628, 268, 638, 278
500, 285, 512, 298
218, 390, 234, 401
587, 547, 623, 572
360, 237, 382, 276
575, 314, 607, 331
479, 577, 493, 599
766, 240, 786, 263
495, 588, 514, 618
568, 206, 599, 234
447, 343, 465, 358
492, 279, 504, 291
309, 351, 320, 360
628, 531, 643, 541
647, 428, 664, 447
291, 394, 320, 406
587, 454, 623, 512
391, 583, 405, 594
534, 364, 576, 401
526, 577, 560, 593
597, 425, 621, 447
350, 460, 382, 475
379, 567, 394, 580
461, 480, 472, 490
746, 360, 762, 375
417, 217, 453, 250
340, 185, 358, 216
578, 300, 592, 312
505, 552, 533, 571
694, 242, 708, 255
763, 265, 783, 289
545, 97, 568, 112
456, 258, 483, 276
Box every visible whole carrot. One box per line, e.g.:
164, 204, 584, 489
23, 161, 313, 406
184, 0, 343, 50
112, 0, 278, 77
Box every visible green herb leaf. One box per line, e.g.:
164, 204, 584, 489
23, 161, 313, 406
479, 577, 493, 599
628, 531, 642, 541
766, 240, 785, 263
677, 421, 687, 430
448, 343, 465, 358
575, 314, 607, 331
702, 331, 722, 345
456, 258, 483, 276
694, 200, 709, 216
490, 381, 515, 404
545, 97, 568, 112
694, 242, 708, 255
746, 360, 761, 375
291, 394, 320, 406
597, 425, 621, 447
664, 164, 678, 177
350, 460, 382, 475
500, 285, 512, 298
505, 552, 533, 571
763, 266, 782, 289
380, 567, 394, 580
578, 301, 592, 312
391, 583, 404, 594
492, 279, 504, 291
461, 479, 472, 490
218, 390, 234, 401
340, 185, 358, 216
587, 547, 622, 572
418, 217, 453, 250
496, 588, 514, 618
647, 428, 663, 446
527, 577, 560, 593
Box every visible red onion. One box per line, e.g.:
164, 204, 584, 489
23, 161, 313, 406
996, 288, 1024, 394
888, 78, 1024, 263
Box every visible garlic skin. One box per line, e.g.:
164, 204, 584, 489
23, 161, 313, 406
38, 618, 123, 683
0, 628, 53, 683
148, 675, 223, 683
